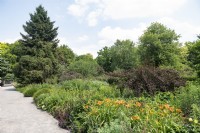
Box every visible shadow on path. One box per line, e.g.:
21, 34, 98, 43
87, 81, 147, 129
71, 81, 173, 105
5, 88, 16, 91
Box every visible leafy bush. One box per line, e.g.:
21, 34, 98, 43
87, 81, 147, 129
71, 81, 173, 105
175, 82, 200, 115
108, 67, 186, 96
68, 59, 102, 77
33, 88, 50, 101
19, 83, 56, 97
59, 71, 82, 82
23, 87, 38, 97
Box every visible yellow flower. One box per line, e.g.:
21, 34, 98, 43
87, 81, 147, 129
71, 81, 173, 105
189, 118, 193, 122
194, 119, 198, 124
131, 115, 140, 120
176, 109, 182, 113
125, 104, 131, 108
135, 102, 142, 107
105, 98, 111, 103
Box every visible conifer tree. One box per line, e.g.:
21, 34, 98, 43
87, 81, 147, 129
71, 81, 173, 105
14, 5, 59, 84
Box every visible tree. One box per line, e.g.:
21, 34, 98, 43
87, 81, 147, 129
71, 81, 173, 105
14, 5, 59, 84
0, 57, 10, 79
69, 54, 101, 77
138, 22, 180, 67
56, 45, 75, 66
96, 46, 112, 72
188, 40, 200, 77
97, 40, 139, 72
0, 42, 14, 81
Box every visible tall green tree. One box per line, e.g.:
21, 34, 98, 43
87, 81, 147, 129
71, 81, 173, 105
97, 40, 139, 72
14, 5, 59, 84
0, 42, 14, 80
188, 39, 200, 77
138, 22, 180, 67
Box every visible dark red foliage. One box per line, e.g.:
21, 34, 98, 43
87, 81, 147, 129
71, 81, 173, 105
108, 67, 186, 96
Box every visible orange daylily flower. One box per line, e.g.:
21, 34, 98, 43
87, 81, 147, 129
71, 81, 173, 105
97, 101, 103, 105
131, 115, 140, 120
135, 102, 142, 107
115, 100, 126, 105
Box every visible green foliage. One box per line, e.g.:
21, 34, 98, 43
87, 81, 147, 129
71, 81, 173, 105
175, 82, 200, 115
33, 88, 50, 101
0, 57, 10, 78
97, 39, 139, 72
56, 45, 75, 67
139, 22, 181, 67
23, 87, 39, 97
16, 79, 200, 132
76, 53, 93, 61
14, 5, 59, 85
188, 40, 200, 77
98, 118, 133, 133
78, 98, 185, 132
69, 56, 102, 77
0, 42, 16, 79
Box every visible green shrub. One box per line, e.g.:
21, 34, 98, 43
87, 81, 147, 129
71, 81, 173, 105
68, 59, 102, 77
23, 87, 38, 97
98, 118, 133, 133
175, 82, 200, 115
33, 88, 50, 101
16, 87, 27, 93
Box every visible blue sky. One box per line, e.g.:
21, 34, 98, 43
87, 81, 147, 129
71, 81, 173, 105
0, 0, 200, 57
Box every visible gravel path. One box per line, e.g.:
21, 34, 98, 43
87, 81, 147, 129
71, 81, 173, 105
0, 85, 69, 133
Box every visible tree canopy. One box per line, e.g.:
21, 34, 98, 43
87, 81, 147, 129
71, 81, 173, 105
188, 40, 200, 77
138, 22, 180, 67
0, 42, 14, 79
14, 5, 59, 84
97, 40, 139, 72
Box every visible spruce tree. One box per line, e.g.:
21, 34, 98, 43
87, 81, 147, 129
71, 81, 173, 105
14, 5, 59, 84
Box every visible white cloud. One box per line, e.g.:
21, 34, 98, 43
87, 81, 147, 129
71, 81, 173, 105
101, 0, 187, 19
86, 10, 101, 27
74, 0, 100, 5
67, 0, 101, 17
58, 36, 69, 45
68, 0, 187, 26
77, 35, 89, 42
67, 4, 87, 17
158, 17, 200, 42
98, 23, 147, 46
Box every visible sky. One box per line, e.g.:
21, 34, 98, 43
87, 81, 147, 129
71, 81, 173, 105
0, 0, 200, 57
